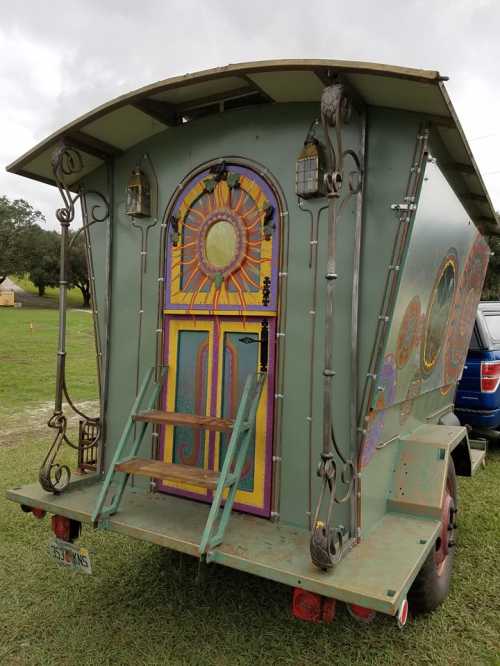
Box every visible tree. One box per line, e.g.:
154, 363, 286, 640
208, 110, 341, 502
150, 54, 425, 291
27, 227, 60, 296
68, 232, 91, 308
0, 196, 45, 283
482, 215, 500, 300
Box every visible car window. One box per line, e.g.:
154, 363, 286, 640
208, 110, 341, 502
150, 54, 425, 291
484, 314, 500, 344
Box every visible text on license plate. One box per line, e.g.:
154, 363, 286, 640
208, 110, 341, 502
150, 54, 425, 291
48, 538, 92, 574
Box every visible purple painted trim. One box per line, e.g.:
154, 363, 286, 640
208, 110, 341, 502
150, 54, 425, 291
157, 315, 211, 501
214, 316, 275, 518
156, 315, 170, 493
236, 165, 281, 312
207, 319, 220, 501
164, 303, 274, 312
160, 159, 282, 518
157, 315, 276, 518
262, 317, 276, 516
165, 163, 281, 313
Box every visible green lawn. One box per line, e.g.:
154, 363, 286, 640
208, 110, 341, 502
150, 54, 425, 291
0, 309, 499, 665
14, 275, 85, 308
0, 308, 98, 416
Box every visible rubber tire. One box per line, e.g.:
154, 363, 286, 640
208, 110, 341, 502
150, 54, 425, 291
408, 459, 457, 614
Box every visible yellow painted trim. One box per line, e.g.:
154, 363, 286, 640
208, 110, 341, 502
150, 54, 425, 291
163, 318, 214, 497
169, 175, 274, 310
163, 309, 276, 317
213, 319, 268, 510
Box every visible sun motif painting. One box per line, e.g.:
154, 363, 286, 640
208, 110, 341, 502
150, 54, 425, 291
161, 162, 281, 516
165, 163, 279, 315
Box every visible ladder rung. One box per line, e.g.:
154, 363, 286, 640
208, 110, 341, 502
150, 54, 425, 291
133, 410, 234, 433
115, 457, 222, 489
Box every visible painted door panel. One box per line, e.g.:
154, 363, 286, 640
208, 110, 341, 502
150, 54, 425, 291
161, 318, 213, 500
215, 319, 274, 514
161, 162, 280, 516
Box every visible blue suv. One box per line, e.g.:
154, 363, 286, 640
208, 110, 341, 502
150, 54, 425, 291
455, 301, 500, 435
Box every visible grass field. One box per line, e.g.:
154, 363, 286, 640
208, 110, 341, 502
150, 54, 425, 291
0, 309, 499, 665
0, 308, 98, 416
14, 275, 85, 308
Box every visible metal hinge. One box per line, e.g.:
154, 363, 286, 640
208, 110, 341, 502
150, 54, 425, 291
390, 203, 417, 212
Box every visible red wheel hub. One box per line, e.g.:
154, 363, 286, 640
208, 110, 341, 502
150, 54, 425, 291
434, 479, 455, 576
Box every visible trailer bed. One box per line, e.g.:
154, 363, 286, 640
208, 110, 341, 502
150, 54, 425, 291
7, 479, 440, 615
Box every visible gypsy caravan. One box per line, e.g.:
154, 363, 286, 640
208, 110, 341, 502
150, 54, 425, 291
6, 60, 495, 624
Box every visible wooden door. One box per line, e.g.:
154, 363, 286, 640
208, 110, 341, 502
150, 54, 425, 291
160, 162, 280, 517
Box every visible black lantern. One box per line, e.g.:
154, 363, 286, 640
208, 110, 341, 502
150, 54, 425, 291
126, 166, 151, 217
296, 139, 326, 199
296, 121, 325, 199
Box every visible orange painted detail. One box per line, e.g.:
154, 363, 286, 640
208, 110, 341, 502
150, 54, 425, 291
292, 588, 336, 623
32, 507, 46, 519
347, 603, 377, 623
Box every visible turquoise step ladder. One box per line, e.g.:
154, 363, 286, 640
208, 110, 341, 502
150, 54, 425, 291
92, 368, 265, 556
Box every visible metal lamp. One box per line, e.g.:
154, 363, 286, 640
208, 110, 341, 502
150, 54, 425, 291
295, 124, 325, 199
126, 166, 151, 217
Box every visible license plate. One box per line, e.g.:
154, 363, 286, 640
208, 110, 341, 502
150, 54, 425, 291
48, 538, 92, 574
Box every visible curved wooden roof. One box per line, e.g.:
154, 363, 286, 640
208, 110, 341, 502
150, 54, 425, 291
6, 59, 497, 233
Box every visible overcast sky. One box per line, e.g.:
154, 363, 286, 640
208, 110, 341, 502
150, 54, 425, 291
1, 0, 499, 228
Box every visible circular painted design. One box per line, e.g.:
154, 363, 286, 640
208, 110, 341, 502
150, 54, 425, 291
396, 296, 421, 369
197, 207, 246, 279
167, 162, 279, 312
399, 371, 422, 425
421, 251, 458, 377
205, 219, 237, 268
442, 234, 490, 391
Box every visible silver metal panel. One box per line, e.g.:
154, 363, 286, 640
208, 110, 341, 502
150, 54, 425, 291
82, 105, 166, 150
22, 148, 102, 187
248, 71, 324, 102
346, 73, 448, 115
5, 59, 496, 232
150, 76, 248, 104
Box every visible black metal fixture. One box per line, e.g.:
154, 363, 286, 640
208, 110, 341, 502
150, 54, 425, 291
39, 143, 109, 494
262, 276, 271, 306
295, 120, 326, 199
237, 320, 269, 373
126, 166, 151, 217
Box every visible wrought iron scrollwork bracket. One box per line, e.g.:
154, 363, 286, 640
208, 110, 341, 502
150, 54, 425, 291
309, 82, 362, 569
40, 142, 109, 493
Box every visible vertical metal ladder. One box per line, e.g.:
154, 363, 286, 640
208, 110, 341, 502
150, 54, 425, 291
92, 368, 265, 556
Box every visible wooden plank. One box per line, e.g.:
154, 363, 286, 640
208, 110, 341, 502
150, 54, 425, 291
133, 410, 234, 432
115, 458, 220, 489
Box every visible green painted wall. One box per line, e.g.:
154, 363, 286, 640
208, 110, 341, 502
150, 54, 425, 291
360, 149, 489, 533
83, 102, 480, 537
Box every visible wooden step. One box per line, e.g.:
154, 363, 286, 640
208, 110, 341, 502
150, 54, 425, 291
470, 448, 486, 475
115, 458, 221, 489
133, 410, 234, 433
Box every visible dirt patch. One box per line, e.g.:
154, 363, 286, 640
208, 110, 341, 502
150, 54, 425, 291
0, 400, 100, 448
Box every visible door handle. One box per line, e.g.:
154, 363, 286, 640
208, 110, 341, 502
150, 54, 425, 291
238, 336, 259, 344
238, 320, 269, 372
